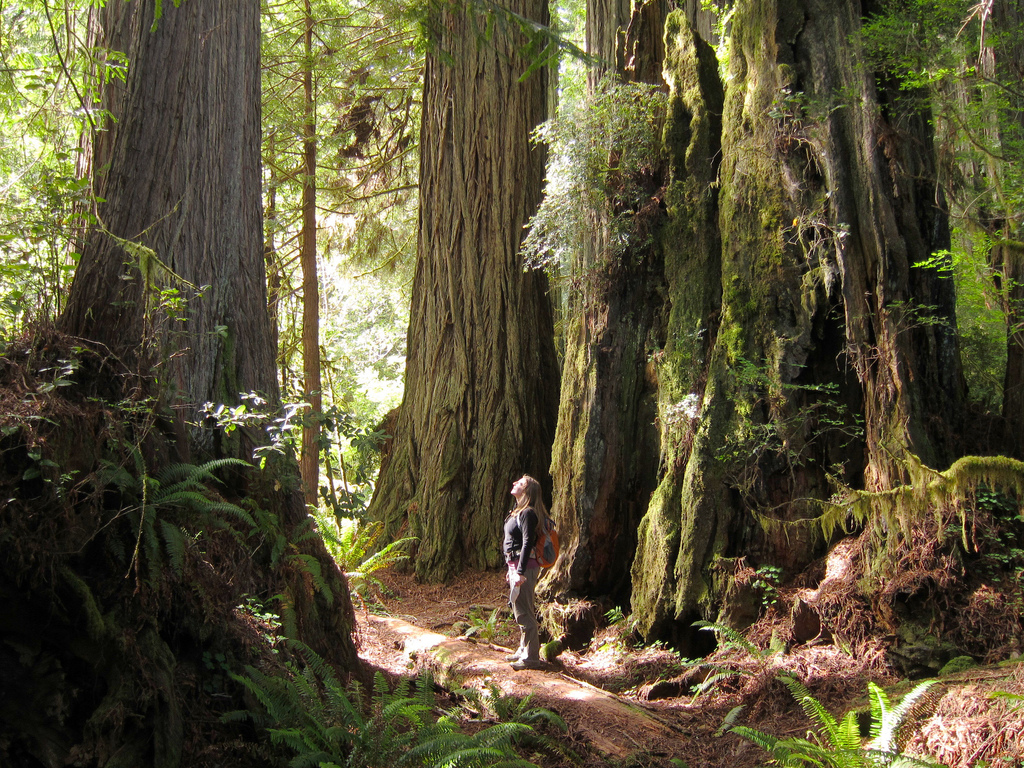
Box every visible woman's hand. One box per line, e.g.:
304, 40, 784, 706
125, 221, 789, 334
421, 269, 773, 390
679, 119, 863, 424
514, 573, 527, 587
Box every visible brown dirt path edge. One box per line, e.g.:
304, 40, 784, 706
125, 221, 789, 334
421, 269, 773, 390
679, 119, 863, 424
358, 613, 685, 762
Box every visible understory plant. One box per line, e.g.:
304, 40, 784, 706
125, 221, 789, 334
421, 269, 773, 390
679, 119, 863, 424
464, 606, 510, 643
98, 452, 255, 583
456, 679, 572, 760
312, 512, 417, 604
685, 620, 786, 698
228, 645, 543, 768
727, 675, 944, 767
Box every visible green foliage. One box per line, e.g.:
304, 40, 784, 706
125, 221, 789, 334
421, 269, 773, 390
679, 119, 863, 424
728, 676, 944, 767
921, 237, 1007, 411
861, 0, 1024, 413
229, 647, 543, 768
312, 512, 416, 603
699, 0, 733, 77
463, 606, 510, 643
521, 77, 667, 272
318, 405, 392, 517
597, 605, 644, 654
752, 565, 783, 610
0, 3, 102, 339
99, 452, 254, 582
456, 680, 570, 760
261, 0, 417, 477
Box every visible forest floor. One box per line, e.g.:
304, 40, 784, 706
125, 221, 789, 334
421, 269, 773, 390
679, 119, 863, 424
354, 567, 1024, 768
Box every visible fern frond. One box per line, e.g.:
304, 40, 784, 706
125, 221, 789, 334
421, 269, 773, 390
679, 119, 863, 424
287, 641, 341, 689
515, 706, 566, 730
727, 725, 780, 753
868, 680, 939, 754
469, 721, 534, 750
156, 457, 249, 486
152, 489, 217, 510
158, 519, 187, 574
402, 731, 470, 763
693, 620, 761, 656
693, 670, 740, 696
357, 535, 416, 574
777, 674, 842, 747
414, 669, 438, 710
835, 711, 862, 753
714, 705, 745, 737
433, 746, 513, 768
372, 669, 393, 699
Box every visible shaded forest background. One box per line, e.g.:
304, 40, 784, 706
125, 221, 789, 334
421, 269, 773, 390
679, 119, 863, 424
2, 0, 1024, 766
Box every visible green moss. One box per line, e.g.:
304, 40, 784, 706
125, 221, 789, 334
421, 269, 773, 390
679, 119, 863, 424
630, 478, 683, 638
939, 655, 977, 676
58, 564, 110, 641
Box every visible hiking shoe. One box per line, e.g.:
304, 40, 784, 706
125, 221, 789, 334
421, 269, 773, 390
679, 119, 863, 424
504, 653, 523, 662
510, 659, 545, 671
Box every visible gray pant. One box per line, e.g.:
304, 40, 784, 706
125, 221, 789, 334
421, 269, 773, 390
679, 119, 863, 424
510, 566, 541, 661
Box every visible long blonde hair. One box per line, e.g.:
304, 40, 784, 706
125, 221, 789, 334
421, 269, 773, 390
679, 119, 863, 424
512, 475, 549, 526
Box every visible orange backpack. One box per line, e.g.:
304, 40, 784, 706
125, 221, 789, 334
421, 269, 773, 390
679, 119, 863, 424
533, 515, 559, 569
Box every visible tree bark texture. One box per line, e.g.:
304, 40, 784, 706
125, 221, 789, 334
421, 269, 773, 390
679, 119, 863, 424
629, 11, 724, 643
368, 0, 560, 581
994, 240, 1024, 446
61, 0, 275, 460
300, 2, 323, 509
541, 0, 668, 606
630, 0, 965, 645
54, 0, 360, 691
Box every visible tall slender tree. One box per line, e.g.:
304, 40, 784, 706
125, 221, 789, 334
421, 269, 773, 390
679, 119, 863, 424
260, 0, 421, 510
368, 0, 560, 581
299, 0, 323, 508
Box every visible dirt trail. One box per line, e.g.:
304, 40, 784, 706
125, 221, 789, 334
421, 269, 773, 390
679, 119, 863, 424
359, 613, 687, 762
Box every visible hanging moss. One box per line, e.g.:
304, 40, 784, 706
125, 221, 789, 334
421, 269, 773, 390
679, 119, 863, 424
843, 453, 1024, 549
750, 454, 1024, 562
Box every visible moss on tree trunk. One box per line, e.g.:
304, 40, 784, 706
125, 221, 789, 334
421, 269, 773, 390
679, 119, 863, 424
539, 0, 668, 606
631, 0, 965, 646
630, 10, 724, 640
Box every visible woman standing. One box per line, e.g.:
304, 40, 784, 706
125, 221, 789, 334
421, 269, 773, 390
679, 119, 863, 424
503, 475, 548, 670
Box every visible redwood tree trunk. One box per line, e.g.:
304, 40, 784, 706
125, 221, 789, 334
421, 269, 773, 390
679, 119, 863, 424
539, 0, 669, 607
62, 0, 276, 459
58, 0, 358, 667
630, 0, 964, 646
367, 0, 560, 581
628, 10, 724, 642
300, 0, 323, 509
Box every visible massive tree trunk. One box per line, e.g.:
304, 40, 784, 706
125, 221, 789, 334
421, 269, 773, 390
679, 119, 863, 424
540, 0, 669, 607
630, 0, 964, 647
3, 1, 362, 762
62, 1, 277, 461
628, 10, 724, 644
367, 0, 560, 581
